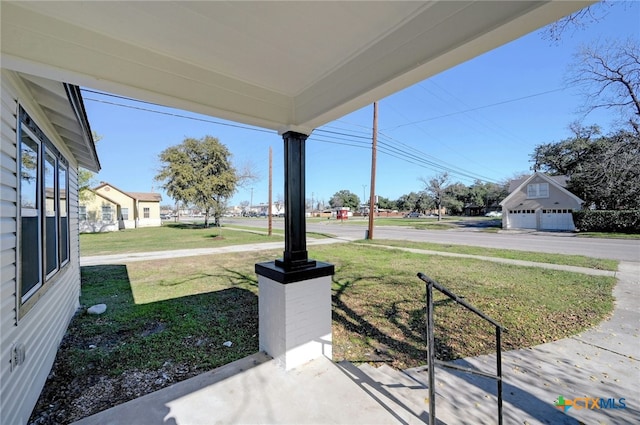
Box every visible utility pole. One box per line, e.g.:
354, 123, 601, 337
268, 146, 273, 236
362, 184, 367, 213
367, 101, 378, 240
250, 187, 254, 214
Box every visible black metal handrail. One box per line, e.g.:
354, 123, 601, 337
417, 272, 506, 425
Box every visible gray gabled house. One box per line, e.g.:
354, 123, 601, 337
500, 172, 584, 231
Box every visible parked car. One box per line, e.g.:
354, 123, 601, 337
485, 211, 502, 217
404, 212, 424, 218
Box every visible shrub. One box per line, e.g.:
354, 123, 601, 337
573, 210, 640, 233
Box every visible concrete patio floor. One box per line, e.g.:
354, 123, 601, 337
72, 258, 638, 425
72, 352, 404, 425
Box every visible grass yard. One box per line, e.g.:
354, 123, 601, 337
79, 222, 283, 256
323, 217, 462, 230
359, 239, 619, 271
64, 244, 616, 374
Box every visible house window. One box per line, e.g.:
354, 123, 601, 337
44, 148, 58, 277
59, 163, 69, 265
79, 206, 87, 221
121, 207, 129, 220
102, 205, 112, 221
143, 207, 150, 219
18, 107, 70, 306
527, 183, 549, 199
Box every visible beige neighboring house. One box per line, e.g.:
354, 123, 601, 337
500, 172, 584, 231
79, 183, 162, 232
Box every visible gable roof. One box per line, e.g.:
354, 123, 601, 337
85, 189, 119, 206
1, 1, 594, 135
507, 174, 569, 193
127, 192, 162, 202
500, 172, 583, 207
94, 182, 161, 202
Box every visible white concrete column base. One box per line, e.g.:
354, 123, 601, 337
258, 273, 332, 371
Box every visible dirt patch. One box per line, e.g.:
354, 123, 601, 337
29, 353, 198, 424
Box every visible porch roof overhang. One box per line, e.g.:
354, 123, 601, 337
1, 1, 594, 136
10, 71, 101, 172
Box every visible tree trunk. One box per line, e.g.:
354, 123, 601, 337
203, 207, 210, 228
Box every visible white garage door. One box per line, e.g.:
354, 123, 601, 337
508, 209, 537, 229
540, 209, 575, 231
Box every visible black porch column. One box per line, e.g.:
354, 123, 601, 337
255, 131, 333, 283
277, 131, 313, 270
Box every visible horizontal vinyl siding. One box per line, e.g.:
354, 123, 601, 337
1, 265, 80, 425
0, 75, 20, 424
1, 72, 83, 425
69, 167, 81, 265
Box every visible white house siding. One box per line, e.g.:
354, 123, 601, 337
137, 218, 162, 228
0, 72, 82, 425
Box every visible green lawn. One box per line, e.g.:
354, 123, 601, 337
66, 244, 614, 373
576, 232, 640, 239
359, 239, 619, 271
80, 223, 283, 256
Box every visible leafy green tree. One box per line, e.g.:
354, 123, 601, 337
78, 131, 102, 202
532, 125, 640, 209
444, 182, 468, 215
396, 191, 433, 214
329, 190, 360, 211
376, 196, 397, 210
395, 192, 417, 212
155, 136, 238, 227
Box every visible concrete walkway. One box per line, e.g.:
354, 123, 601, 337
75, 241, 639, 424
80, 237, 355, 266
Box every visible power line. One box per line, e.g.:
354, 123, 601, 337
83, 88, 500, 184
385, 86, 568, 130
81, 91, 274, 134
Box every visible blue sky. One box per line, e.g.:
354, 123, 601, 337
83, 2, 639, 209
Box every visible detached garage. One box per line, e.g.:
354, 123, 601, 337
500, 173, 584, 231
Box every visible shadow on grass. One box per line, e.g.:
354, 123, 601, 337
163, 222, 220, 230
451, 218, 502, 229
330, 263, 459, 365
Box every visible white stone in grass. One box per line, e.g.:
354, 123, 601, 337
87, 304, 107, 315
223, 341, 233, 347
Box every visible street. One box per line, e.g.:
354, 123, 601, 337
221, 217, 640, 262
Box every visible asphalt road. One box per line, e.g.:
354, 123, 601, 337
222, 217, 640, 262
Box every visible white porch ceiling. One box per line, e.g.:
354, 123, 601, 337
1, 1, 594, 135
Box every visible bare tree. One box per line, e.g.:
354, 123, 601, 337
569, 38, 640, 135
542, 1, 613, 43
420, 172, 449, 221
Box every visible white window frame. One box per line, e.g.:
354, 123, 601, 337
19, 124, 43, 303
44, 146, 59, 279
17, 107, 71, 313
527, 182, 549, 199
102, 205, 112, 221
59, 162, 69, 266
